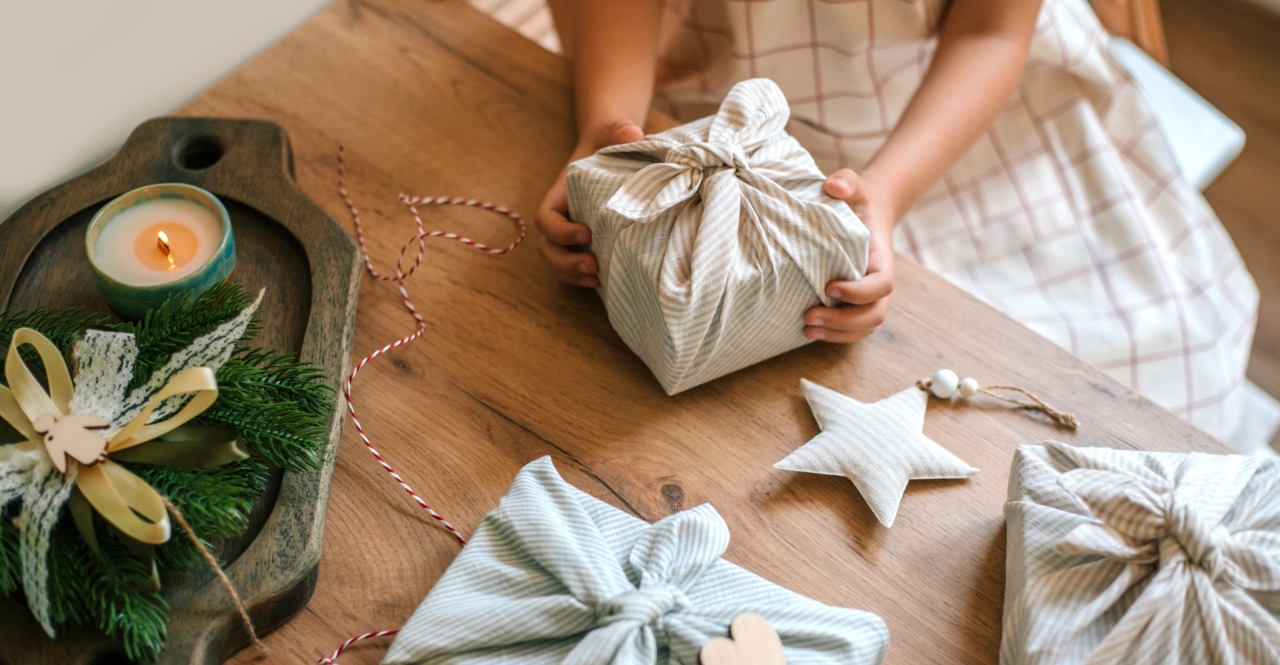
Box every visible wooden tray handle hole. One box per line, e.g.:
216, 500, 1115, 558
88, 649, 142, 665
176, 134, 225, 171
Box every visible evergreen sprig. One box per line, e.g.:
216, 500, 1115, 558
0, 307, 109, 388
0, 283, 333, 660
115, 281, 261, 392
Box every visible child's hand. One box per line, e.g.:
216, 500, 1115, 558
537, 121, 646, 288
804, 169, 897, 343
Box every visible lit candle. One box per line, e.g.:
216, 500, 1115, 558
86, 183, 235, 317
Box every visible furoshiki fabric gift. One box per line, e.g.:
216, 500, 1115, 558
1001, 441, 1280, 664
566, 78, 869, 395
382, 457, 889, 664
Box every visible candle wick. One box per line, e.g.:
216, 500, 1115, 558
157, 231, 175, 270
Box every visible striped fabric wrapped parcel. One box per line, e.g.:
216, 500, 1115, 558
566, 78, 869, 395
383, 457, 890, 664
1002, 441, 1280, 665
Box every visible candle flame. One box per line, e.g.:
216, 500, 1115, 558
157, 231, 175, 269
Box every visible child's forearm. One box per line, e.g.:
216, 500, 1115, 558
861, 0, 1042, 223
569, 0, 663, 147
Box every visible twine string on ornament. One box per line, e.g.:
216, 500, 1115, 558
160, 496, 267, 655
321, 146, 527, 663
916, 373, 1080, 429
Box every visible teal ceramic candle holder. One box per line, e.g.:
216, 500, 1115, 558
85, 183, 235, 318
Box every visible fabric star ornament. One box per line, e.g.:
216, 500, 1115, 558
774, 379, 978, 527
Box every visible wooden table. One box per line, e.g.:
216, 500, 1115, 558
171, 1, 1233, 663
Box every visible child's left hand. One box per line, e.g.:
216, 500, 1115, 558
804, 169, 897, 344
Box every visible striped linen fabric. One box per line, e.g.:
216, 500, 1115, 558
566, 78, 869, 395
383, 457, 890, 664
1002, 441, 1280, 664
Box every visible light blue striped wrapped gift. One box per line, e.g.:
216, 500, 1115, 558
383, 457, 889, 664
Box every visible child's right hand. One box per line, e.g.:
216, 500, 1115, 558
537, 121, 646, 288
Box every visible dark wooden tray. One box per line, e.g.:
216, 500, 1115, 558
0, 117, 362, 664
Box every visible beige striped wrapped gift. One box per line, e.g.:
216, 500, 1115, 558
1002, 441, 1280, 665
566, 79, 869, 395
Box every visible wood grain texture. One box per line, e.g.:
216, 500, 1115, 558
0, 118, 361, 664
141, 1, 1234, 663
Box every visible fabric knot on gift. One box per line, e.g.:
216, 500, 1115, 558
383, 457, 890, 664
597, 585, 691, 629
1002, 441, 1280, 665
568, 78, 870, 395
1053, 456, 1257, 588
1162, 497, 1230, 581
664, 141, 750, 171
601, 87, 783, 222
563, 501, 728, 664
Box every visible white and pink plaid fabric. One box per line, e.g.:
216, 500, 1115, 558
650, 0, 1259, 441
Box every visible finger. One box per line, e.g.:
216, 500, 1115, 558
803, 326, 876, 344
825, 272, 893, 306
585, 120, 646, 151
611, 121, 645, 145
540, 237, 598, 282
543, 172, 569, 212
536, 206, 592, 246
824, 169, 862, 201
805, 299, 889, 333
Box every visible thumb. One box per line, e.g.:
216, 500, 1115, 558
824, 168, 864, 203
611, 121, 645, 145
589, 121, 645, 151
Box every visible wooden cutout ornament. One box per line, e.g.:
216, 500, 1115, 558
700, 613, 787, 665
31, 412, 109, 473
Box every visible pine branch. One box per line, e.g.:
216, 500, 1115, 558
226, 348, 335, 418
115, 282, 259, 390
197, 405, 327, 472
0, 308, 109, 388
45, 517, 170, 660
0, 282, 333, 656
0, 307, 108, 351
0, 506, 19, 595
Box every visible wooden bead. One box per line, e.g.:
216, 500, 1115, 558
931, 369, 959, 399
959, 378, 979, 398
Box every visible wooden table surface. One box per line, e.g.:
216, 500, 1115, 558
173, 1, 1233, 663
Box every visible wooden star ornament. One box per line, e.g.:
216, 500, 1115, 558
774, 379, 978, 527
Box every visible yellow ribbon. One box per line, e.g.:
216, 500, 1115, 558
0, 328, 219, 545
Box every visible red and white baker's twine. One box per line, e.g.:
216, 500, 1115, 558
319, 630, 401, 665
320, 146, 526, 664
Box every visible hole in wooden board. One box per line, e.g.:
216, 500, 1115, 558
88, 649, 141, 665
175, 134, 225, 171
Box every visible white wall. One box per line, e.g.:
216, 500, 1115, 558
0, 0, 332, 222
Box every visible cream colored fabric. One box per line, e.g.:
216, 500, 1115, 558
774, 380, 978, 527
1002, 441, 1280, 664
650, 0, 1258, 442
566, 79, 869, 395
